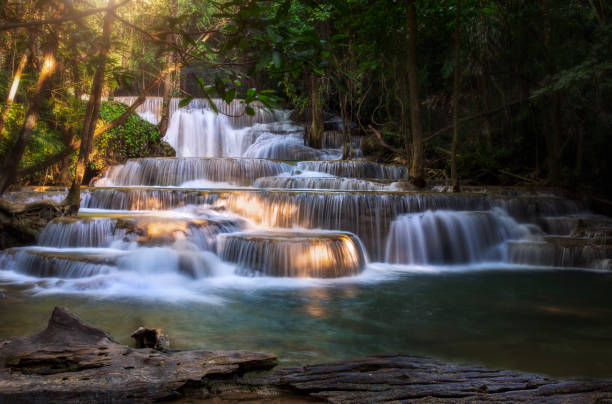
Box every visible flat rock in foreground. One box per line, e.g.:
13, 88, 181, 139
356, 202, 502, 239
242, 355, 612, 403
0, 307, 277, 403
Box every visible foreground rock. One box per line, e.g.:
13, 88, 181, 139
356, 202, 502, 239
2, 308, 612, 403
0, 198, 71, 249
0, 307, 277, 402
242, 356, 612, 403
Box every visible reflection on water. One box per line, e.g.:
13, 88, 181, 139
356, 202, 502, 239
2, 268, 612, 378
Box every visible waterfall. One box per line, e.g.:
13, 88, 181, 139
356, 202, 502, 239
164, 109, 254, 157
218, 230, 366, 277
4, 248, 119, 278
297, 161, 409, 179
38, 218, 122, 248
243, 133, 340, 160
82, 188, 220, 210
384, 209, 529, 265
93, 158, 293, 187
1, 95, 600, 292
81, 187, 580, 261
507, 237, 612, 270
253, 176, 396, 191
162, 99, 296, 158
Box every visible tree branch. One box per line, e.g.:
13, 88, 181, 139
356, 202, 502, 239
424, 98, 527, 143
368, 125, 407, 157
17, 69, 169, 177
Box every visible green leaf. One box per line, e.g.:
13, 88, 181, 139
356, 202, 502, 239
224, 88, 236, 104
179, 97, 193, 108
245, 106, 255, 116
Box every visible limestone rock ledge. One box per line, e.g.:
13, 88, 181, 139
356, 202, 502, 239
0, 198, 72, 249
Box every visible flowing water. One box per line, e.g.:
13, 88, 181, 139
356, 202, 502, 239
1, 98, 611, 378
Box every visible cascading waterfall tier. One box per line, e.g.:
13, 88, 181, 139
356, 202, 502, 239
384, 209, 529, 265
297, 161, 409, 179
82, 188, 220, 211
243, 133, 340, 161
253, 176, 403, 191
93, 158, 293, 187
0, 248, 121, 278
113, 97, 281, 127
82, 188, 582, 261
162, 100, 294, 158
39, 212, 244, 251
507, 235, 612, 270
38, 217, 123, 248
218, 230, 366, 278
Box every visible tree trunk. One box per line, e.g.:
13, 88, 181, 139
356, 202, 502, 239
308, 72, 323, 149
0, 41, 57, 194
406, 0, 425, 187
158, 0, 178, 138
0, 50, 29, 137
479, 74, 492, 149
542, 0, 561, 184
450, 0, 462, 192
65, 0, 115, 209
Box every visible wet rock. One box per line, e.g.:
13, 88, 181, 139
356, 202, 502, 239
0, 198, 72, 249
0, 289, 6, 299
148, 140, 176, 157
507, 236, 612, 269
0, 307, 277, 402
243, 355, 612, 403
131, 327, 168, 350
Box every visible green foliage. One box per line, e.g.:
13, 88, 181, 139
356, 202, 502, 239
0, 103, 65, 171
92, 101, 160, 169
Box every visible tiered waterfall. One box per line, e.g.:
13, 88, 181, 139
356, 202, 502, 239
1, 98, 610, 297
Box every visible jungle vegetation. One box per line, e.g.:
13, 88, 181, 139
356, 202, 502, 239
0, 0, 610, 205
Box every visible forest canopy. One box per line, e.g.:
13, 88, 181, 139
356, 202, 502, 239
0, 0, 610, 203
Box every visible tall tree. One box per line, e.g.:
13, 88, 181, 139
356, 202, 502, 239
406, 0, 425, 187
65, 0, 115, 209
450, 0, 462, 192
158, 0, 178, 138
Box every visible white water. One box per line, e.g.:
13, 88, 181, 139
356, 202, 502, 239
385, 209, 530, 265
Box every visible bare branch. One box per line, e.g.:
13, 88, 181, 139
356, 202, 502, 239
368, 125, 407, 157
